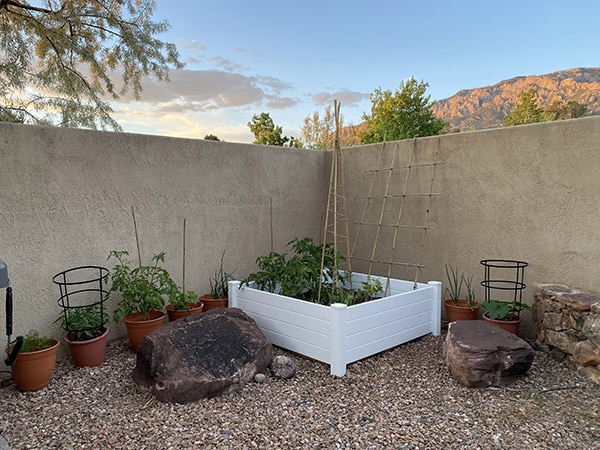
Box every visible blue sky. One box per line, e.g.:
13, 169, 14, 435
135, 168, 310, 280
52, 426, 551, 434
112, 0, 600, 143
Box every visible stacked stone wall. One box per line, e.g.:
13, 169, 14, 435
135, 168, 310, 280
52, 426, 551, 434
533, 284, 600, 384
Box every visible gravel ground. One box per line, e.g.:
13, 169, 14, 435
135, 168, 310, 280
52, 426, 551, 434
0, 327, 599, 450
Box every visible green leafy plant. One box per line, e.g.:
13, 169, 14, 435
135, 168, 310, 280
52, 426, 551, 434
55, 305, 109, 341
19, 330, 53, 353
209, 251, 234, 299
108, 250, 180, 322
483, 299, 531, 321
242, 237, 382, 306
169, 290, 200, 311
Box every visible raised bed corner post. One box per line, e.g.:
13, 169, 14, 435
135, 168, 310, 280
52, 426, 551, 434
229, 280, 240, 308
429, 281, 442, 336
330, 302, 348, 377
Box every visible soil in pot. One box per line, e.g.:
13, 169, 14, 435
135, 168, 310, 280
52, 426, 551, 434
199, 294, 228, 311
65, 327, 108, 367
482, 312, 522, 335
166, 302, 204, 321
123, 310, 165, 352
444, 299, 481, 322
11, 339, 60, 391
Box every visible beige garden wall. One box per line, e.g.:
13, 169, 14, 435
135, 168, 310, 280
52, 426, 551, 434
0, 123, 328, 348
1, 116, 600, 346
342, 116, 600, 336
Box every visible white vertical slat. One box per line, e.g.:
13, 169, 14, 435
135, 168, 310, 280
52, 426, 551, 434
428, 281, 442, 336
330, 303, 348, 377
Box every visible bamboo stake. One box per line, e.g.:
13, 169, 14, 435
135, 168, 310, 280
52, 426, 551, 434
182, 218, 187, 293
132, 206, 142, 269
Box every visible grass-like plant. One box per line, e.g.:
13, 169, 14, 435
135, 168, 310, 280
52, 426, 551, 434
209, 250, 234, 299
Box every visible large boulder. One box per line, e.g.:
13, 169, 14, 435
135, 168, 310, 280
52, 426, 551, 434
444, 320, 534, 388
133, 307, 272, 403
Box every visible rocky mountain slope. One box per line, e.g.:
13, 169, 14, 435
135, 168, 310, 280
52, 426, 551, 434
432, 67, 600, 131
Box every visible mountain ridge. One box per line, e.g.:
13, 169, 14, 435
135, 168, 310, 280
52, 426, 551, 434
432, 67, 600, 131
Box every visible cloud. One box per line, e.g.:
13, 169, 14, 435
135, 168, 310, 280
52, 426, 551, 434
312, 89, 370, 107
116, 69, 298, 115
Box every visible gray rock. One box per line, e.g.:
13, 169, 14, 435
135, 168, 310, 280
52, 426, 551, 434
254, 373, 266, 383
133, 307, 272, 403
444, 320, 534, 388
271, 355, 297, 379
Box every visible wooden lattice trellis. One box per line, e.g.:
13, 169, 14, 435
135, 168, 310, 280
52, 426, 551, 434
320, 101, 442, 297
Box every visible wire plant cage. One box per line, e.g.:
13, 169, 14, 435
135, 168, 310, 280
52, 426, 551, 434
53, 266, 110, 339
480, 259, 528, 318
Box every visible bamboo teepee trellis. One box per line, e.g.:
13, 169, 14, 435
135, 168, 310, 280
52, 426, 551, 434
318, 100, 352, 301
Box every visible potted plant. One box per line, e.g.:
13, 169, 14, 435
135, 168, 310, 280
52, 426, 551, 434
482, 299, 531, 335
443, 264, 480, 322
55, 305, 109, 367
199, 250, 234, 311
231, 237, 442, 376
108, 250, 179, 352
9, 330, 60, 392
166, 290, 203, 321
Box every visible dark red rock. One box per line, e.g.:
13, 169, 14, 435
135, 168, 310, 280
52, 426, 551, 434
133, 307, 272, 403
444, 320, 534, 388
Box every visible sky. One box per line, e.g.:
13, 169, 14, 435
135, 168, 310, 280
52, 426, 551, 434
111, 0, 600, 143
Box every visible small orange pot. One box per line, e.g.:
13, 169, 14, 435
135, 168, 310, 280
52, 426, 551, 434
65, 327, 108, 367
123, 310, 165, 352
11, 339, 60, 392
444, 299, 481, 322
482, 312, 522, 335
199, 294, 228, 311
166, 302, 204, 321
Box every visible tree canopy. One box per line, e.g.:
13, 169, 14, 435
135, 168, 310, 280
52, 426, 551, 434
248, 112, 302, 147
360, 77, 447, 143
301, 105, 360, 150
0, 0, 183, 130
504, 89, 543, 126
505, 89, 588, 126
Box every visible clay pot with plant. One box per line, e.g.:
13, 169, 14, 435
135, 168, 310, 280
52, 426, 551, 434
9, 330, 60, 392
200, 250, 234, 310
108, 250, 180, 352
482, 299, 531, 335
56, 304, 109, 367
443, 264, 481, 322
166, 290, 203, 321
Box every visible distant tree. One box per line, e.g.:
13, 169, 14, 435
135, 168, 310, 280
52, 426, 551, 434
504, 89, 543, 126
248, 112, 290, 146
360, 77, 447, 144
0, 0, 183, 130
301, 105, 361, 150
204, 134, 221, 141
286, 136, 304, 149
543, 99, 587, 121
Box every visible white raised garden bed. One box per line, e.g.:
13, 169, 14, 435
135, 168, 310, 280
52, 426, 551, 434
229, 273, 441, 376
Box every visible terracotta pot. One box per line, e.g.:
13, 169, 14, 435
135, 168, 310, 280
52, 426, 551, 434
65, 327, 108, 367
444, 299, 481, 322
482, 312, 521, 335
199, 294, 228, 311
123, 310, 165, 352
11, 339, 60, 392
166, 302, 204, 321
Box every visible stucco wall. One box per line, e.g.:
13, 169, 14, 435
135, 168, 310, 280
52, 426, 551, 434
343, 116, 600, 336
2, 116, 600, 345
0, 123, 328, 347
